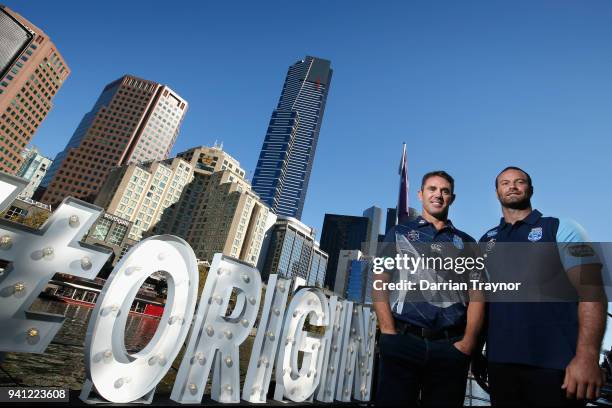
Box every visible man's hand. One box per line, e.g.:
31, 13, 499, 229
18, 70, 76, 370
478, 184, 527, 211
562, 353, 604, 400
453, 337, 476, 356
380, 327, 397, 335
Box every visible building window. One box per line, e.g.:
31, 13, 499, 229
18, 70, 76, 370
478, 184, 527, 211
108, 224, 128, 245
5, 206, 27, 219
91, 218, 112, 240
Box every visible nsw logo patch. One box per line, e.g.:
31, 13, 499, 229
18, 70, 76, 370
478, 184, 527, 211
527, 227, 543, 242
453, 234, 464, 249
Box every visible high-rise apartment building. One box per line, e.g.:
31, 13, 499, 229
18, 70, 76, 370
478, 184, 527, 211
320, 213, 369, 289
154, 145, 245, 239
16, 146, 51, 198
39, 75, 187, 206
94, 157, 193, 241
0, 6, 69, 174
185, 170, 271, 266
252, 56, 332, 219
259, 216, 328, 285
153, 146, 271, 267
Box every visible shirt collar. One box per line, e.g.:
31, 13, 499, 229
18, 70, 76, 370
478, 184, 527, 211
416, 216, 456, 231
498, 209, 542, 229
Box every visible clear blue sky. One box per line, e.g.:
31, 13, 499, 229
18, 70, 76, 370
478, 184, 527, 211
7, 0, 612, 242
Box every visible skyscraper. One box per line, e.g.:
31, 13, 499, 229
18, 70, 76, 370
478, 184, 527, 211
39, 75, 187, 206
362, 206, 383, 256
319, 213, 369, 289
0, 6, 70, 174
252, 56, 332, 219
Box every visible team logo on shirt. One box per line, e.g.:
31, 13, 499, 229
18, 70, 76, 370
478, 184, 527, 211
527, 227, 543, 242
453, 234, 464, 249
407, 230, 420, 241
418, 219, 427, 225
431, 243, 443, 253
486, 229, 498, 238
486, 238, 496, 252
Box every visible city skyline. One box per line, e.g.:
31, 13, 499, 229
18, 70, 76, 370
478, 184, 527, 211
2, 1, 612, 244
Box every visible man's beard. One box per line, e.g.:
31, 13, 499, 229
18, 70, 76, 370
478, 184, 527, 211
502, 197, 531, 210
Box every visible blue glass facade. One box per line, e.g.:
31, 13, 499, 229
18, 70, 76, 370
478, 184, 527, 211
252, 56, 332, 219
346, 259, 369, 303
260, 217, 328, 286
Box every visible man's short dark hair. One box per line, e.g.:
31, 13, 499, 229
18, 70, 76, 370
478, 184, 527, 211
421, 170, 455, 194
495, 166, 532, 188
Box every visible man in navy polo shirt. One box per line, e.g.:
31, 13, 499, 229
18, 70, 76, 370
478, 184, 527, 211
374, 170, 485, 406
480, 166, 606, 406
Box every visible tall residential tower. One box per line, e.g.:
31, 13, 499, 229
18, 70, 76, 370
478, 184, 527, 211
0, 6, 70, 174
252, 56, 332, 219
39, 75, 187, 206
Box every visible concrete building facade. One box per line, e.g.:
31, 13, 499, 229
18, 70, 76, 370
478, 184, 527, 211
16, 146, 51, 198
154, 145, 244, 239
153, 145, 271, 267
184, 169, 271, 266
94, 157, 193, 241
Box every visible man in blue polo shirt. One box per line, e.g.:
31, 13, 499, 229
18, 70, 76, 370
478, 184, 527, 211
480, 166, 606, 406
374, 170, 485, 406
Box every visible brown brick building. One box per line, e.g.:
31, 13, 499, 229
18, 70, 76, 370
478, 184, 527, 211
0, 6, 70, 174
39, 75, 187, 206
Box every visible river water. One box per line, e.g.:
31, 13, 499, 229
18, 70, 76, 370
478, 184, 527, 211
0, 298, 490, 405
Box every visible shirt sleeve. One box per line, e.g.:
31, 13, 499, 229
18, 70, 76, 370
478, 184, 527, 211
556, 218, 601, 271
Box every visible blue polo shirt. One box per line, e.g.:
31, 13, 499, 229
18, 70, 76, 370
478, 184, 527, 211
381, 216, 478, 330
480, 209, 601, 370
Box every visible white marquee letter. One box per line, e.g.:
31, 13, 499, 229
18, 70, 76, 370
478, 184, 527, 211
274, 287, 330, 402
81, 235, 198, 403
171, 253, 261, 404
242, 274, 291, 403
0, 173, 111, 353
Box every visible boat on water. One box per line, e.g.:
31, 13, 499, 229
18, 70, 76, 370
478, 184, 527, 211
40, 278, 165, 319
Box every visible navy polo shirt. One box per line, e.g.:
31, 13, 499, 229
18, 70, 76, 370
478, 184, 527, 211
480, 209, 600, 370
381, 216, 478, 330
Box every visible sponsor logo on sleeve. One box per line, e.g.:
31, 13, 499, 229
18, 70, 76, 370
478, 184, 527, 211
567, 244, 596, 258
